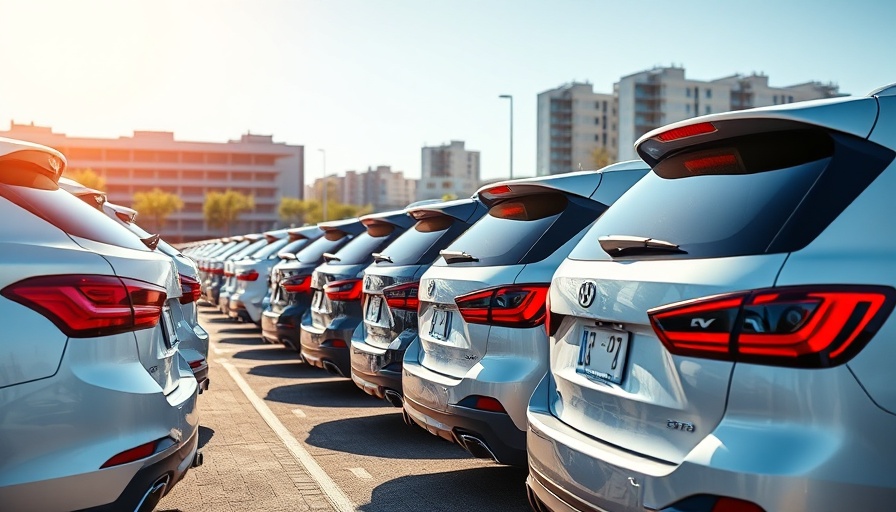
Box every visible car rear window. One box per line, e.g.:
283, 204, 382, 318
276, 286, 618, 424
371, 215, 466, 266
331, 229, 405, 265
296, 235, 353, 263
435, 192, 606, 267
252, 237, 290, 259
570, 129, 895, 260
1, 181, 149, 251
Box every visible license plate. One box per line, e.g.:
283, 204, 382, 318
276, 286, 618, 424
161, 306, 178, 349
429, 308, 452, 340
576, 326, 629, 384
366, 295, 382, 322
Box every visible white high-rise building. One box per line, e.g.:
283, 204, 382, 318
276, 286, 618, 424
537, 82, 617, 176
418, 141, 480, 201
308, 165, 417, 212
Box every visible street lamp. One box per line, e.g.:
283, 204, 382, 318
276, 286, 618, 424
499, 94, 513, 180
318, 148, 327, 221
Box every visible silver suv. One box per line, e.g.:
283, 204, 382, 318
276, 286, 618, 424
402, 161, 649, 466
527, 86, 896, 511
0, 138, 200, 511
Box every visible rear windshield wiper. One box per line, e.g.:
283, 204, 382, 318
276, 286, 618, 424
322, 252, 341, 263
599, 235, 687, 257
440, 250, 479, 263
372, 252, 393, 263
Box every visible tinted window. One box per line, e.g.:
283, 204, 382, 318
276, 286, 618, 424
231, 239, 268, 259
571, 129, 894, 260
436, 192, 605, 267
332, 230, 404, 265
1, 183, 148, 251
252, 237, 290, 259
296, 235, 353, 263
372, 216, 456, 266
279, 238, 312, 255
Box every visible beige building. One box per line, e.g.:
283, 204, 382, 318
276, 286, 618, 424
615, 66, 844, 160
307, 165, 417, 213
418, 140, 480, 201
537, 82, 617, 176
0, 122, 304, 242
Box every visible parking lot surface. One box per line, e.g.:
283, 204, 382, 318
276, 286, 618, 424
157, 304, 530, 512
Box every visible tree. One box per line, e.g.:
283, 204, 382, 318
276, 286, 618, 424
132, 188, 184, 233
590, 147, 615, 170
278, 197, 314, 227
64, 168, 106, 191
204, 190, 254, 235
441, 193, 458, 201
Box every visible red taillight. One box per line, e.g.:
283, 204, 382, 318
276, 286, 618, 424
383, 281, 419, 311
324, 278, 363, 302
210, 267, 224, 276
648, 285, 895, 368
484, 184, 512, 196
282, 274, 311, 294
179, 274, 201, 304
655, 121, 716, 142
101, 439, 160, 468
237, 269, 259, 282
455, 283, 549, 328
492, 202, 527, 220
711, 497, 766, 512
1, 275, 167, 337
683, 153, 738, 173
188, 358, 205, 369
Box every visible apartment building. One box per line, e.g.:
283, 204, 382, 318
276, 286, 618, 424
307, 165, 417, 212
1, 122, 304, 242
536, 82, 617, 176
615, 66, 843, 160
418, 140, 480, 201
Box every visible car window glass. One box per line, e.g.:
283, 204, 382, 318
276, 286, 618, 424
252, 237, 290, 259
373, 218, 454, 266
296, 235, 351, 263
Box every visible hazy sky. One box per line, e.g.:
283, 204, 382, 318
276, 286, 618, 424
1, 0, 893, 185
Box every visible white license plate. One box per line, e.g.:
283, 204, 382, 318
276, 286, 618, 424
161, 307, 178, 349
576, 326, 629, 384
429, 308, 452, 340
366, 295, 382, 322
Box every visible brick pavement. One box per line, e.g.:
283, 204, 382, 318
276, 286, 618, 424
155, 356, 337, 512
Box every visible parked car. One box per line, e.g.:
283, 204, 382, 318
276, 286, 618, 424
527, 87, 896, 512
0, 138, 200, 511
226, 229, 294, 324
215, 233, 270, 314
102, 202, 211, 392
256, 225, 325, 324
401, 161, 650, 467
261, 218, 366, 350
300, 209, 415, 377
350, 197, 487, 406
201, 234, 256, 305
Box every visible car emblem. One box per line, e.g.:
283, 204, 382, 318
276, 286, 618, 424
426, 280, 436, 297
578, 281, 597, 308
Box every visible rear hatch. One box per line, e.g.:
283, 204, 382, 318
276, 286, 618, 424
309, 210, 414, 331
271, 219, 365, 311
363, 198, 487, 350
549, 96, 891, 464
417, 172, 624, 379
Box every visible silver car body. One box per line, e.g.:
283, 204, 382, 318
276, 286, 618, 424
227, 230, 293, 323
527, 87, 896, 511
0, 139, 199, 510
402, 161, 650, 466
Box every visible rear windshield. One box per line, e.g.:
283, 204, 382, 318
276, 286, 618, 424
371, 215, 465, 266
570, 129, 895, 260
279, 238, 312, 256
252, 237, 290, 259
1, 180, 148, 251
331, 230, 405, 265
296, 234, 353, 263
435, 192, 606, 267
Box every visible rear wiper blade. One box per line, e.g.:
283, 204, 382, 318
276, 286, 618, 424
322, 252, 341, 262
372, 252, 393, 263
598, 235, 687, 257
439, 250, 479, 263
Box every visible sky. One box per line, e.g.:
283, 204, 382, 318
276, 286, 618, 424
0, 0, 894, 186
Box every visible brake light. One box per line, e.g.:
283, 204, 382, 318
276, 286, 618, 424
224, 270, 234, 278
648, 285, 895, 368
492, 202, 527, 220
237, 269, 259, 282
179, 274, 202, 304
455, 283, 549, 328
383, 281, 419, 311
1, 275, 167, 337
324, 278, 363, 301
210, 267, 224, 276
683, 153, 738, 173
711, 497, 766, 512
484, 184, 512, 196
655, 121, 716, 142
282, 274, 311, 294
188, 358, 205, 369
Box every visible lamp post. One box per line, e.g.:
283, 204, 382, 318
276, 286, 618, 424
318, 148, 327, 221
499, 94, 513, 180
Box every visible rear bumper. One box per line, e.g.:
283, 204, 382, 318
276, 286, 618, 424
299, 321, 353, 377
261, 304, 306, 350
349, 334, 414, 401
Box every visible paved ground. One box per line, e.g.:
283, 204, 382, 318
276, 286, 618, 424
155, 337, 337, 512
